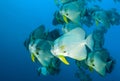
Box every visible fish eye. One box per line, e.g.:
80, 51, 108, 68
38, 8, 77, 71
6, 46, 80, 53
36, 51, 39, 55
63, 51, 66, 53
92, 64, 95, 66
36, 48, 41, 55
66, 13, 68, 16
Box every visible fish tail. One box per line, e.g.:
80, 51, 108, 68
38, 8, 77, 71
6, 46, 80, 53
106, 60, 114, 73
85, 34, 94, 51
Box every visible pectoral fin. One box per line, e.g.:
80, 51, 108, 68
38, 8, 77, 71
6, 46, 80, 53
95, 19, 99, 26
89, 66, 94, 72
31, 53, 36, 62
63, 15, 69, 23
58, 55, 69, 65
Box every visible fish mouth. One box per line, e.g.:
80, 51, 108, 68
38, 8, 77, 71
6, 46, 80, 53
50, 47, 59, 56
50, 49, 69, 65
50, 48, 56, 56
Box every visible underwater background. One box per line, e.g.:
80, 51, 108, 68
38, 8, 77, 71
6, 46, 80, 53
0, 0, 120, 81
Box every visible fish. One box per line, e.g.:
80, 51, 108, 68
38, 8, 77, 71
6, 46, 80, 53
92, 11, 110, 28
24, 25, 62, 76
86, 50, 114, 76
51, 27, 94, 65
24, 25, 61, 67
29, 39, 54, 67
60, 1, 86, 25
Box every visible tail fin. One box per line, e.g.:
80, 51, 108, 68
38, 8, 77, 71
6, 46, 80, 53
85, 34, 94, 51
106, 60, 115, 73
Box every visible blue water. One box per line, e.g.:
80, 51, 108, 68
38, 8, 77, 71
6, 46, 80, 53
0, 0, 120, 81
